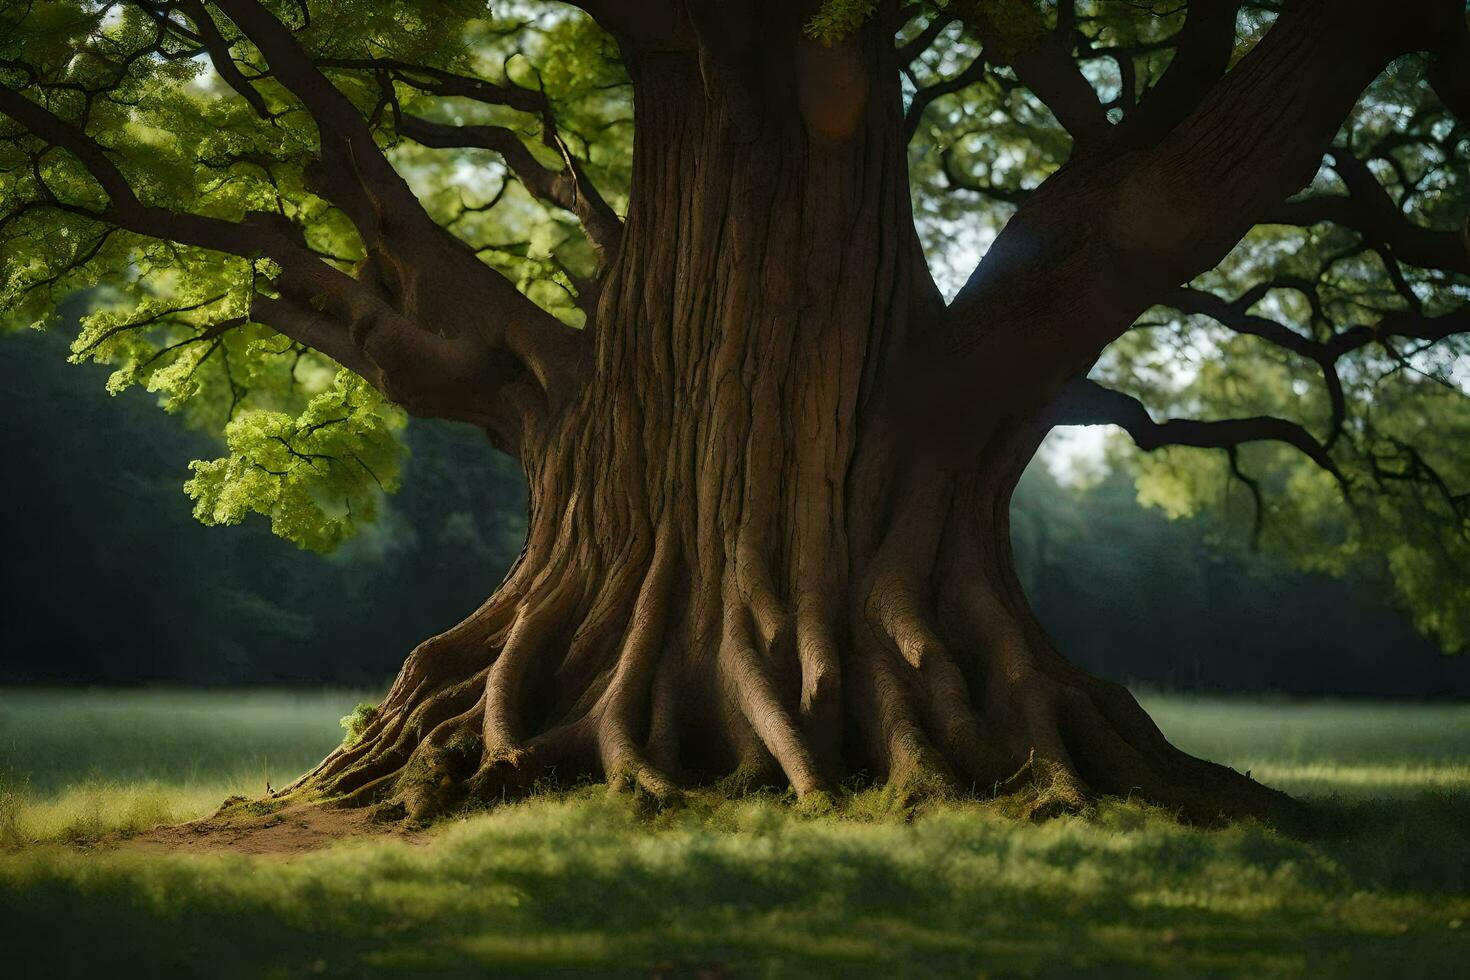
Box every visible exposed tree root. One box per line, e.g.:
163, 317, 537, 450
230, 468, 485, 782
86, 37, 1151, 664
281, 516, 1290, 829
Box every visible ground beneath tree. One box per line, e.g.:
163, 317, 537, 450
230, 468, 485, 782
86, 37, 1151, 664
115, 800, 426, 857
5, 787, 1467, 979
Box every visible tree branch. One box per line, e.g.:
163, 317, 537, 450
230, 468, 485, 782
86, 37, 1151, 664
315, 57, 548, 115
1263, 149, 1470, 276
202, 0, 588, 420
0, 83, 297, 260
2, 39, 582, 448
999, 29, 1109, 151
320, 53, 625, 267
208, 0, 432, 241
904, 55, 986, 142
1113, 0, 1241, 149
1425, 5, 1470, 121
936, 0, 1457, 433
897, 13, 954, 65
938, 140, 1032, 205
175, 0, 272, 119
1054, 378, 1345, 485
393, 112, 623, 267
1169, 288, 1470, 369
0, 85, 374, 377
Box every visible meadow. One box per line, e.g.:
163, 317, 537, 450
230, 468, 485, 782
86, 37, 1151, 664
1, 688, 1467, 977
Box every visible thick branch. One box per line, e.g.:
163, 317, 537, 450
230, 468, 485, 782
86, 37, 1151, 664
564, 0, 681, 50
1263, 149, 1470, 276
395, 113, 623, 266
0, 75, 577, 442
1055, 378, 1345, 484
1171, 287, 1470, 365
1425, 6, 1470, 121
1166, 286, 1319, 360
176, 0, 272, 119
204, 0, 588, 408
304, 33, 624, 271
1001, 30, 1109, 150
897, 13, 954, 65
1165, 284, 1350, 444
209, 0, 430, 240
1166, 286, 1470, 450
315, 57, 548, 115
937, 0, 1458, 429
1113, 0, 1241, 149
0, 83, 296, 261
1325, 305, 1470, 360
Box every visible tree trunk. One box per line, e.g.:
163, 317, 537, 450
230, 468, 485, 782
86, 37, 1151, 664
290, 11, 1285, 824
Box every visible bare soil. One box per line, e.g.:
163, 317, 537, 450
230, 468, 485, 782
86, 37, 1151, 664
117, 801, 422, 857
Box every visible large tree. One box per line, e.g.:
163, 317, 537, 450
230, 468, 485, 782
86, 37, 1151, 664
3, 0, 1467, 822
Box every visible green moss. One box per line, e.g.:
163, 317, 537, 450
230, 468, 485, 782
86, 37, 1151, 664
218, 797, 286, 818
711, 763, 772, 799
338, 702, 379, 748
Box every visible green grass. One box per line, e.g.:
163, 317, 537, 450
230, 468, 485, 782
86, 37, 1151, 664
0, 688, 358, 843
1, 689, 1468, 978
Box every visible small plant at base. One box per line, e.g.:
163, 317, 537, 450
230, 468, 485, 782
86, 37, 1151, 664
339, 702, 379, 747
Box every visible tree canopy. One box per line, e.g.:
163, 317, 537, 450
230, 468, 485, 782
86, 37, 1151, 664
3, 0, 1469, 647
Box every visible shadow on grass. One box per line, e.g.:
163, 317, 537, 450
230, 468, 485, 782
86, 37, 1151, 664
1287, 788, 1470, 894
2, 788, 1467, 978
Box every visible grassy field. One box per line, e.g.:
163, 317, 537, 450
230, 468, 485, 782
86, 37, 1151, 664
1, 688, 1467, 978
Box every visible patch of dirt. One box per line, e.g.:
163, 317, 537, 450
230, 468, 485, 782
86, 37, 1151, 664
116, 801, 424, 858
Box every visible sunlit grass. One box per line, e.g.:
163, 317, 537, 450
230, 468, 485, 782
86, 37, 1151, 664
2, 788, 1468, 977
0, 778, 240, 846
1, 689, 1468, 976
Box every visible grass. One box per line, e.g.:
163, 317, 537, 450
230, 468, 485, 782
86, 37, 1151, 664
1, 688, 1468, 977
0, 688, 355, 843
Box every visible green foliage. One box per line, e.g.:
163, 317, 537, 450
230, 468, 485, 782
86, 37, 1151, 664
184, 371, 406, 551
0, 0, 625, 550
338, 702, 379, 747
957, 0, 1050, 62
805, 0, 877, 45
809, 0, 1047, 53
1062, 54, 1470, 651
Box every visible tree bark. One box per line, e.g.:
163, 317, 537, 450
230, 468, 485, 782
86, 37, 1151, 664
288, 5, 1284, 824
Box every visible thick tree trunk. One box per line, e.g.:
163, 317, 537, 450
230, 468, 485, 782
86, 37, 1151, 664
290, 10, 1285, 824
